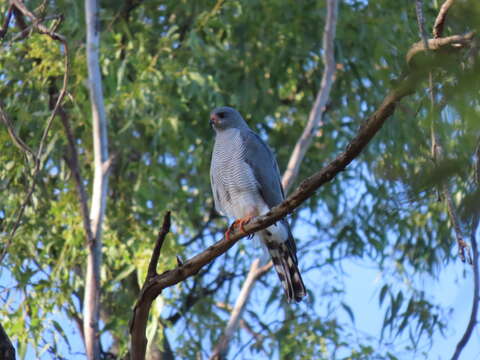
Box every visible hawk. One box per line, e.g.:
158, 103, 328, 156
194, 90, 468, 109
209, 106, 306, 302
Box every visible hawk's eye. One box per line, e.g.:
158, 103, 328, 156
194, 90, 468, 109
217, 112, 226, 119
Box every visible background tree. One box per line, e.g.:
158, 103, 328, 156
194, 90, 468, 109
0, 0, 479, 359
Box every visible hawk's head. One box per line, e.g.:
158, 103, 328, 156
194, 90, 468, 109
210, 106, 247, 131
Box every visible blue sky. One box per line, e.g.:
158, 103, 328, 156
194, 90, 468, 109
1, 225, 478, 359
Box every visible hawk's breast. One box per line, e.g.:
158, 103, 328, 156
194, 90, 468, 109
211, 128, 268, 219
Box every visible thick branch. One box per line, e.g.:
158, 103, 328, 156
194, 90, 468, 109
282, 0, 338, 193
128, 22, 474, 360
406, 32, 475, 65
433, 0, 455, 39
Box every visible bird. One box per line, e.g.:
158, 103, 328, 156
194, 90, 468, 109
209, 106, 306, 302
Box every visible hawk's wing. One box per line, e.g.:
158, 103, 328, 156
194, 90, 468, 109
240, 129, 285, 208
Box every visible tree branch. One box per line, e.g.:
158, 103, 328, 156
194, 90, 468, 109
0, 103, 37, 163
127, 40, 463, 360
406, 32, 475, 65
433, 0, 456, 39
282, 0, 338, 193
423, 1, 472, 264
210, 259, 266, 360
130, 213, 172, 360
147, 212, 171, 278
450, 136, 480, 359
84, 0, 110, 358
59, 103, 94, 245
451, 217, 479, 360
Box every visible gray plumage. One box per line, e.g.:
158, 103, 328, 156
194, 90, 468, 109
209, 106, 306, 302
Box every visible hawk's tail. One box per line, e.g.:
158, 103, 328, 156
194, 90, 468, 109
264, 234, 306, 303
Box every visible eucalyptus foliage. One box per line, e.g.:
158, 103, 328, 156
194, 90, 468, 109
0, 0, 479, 359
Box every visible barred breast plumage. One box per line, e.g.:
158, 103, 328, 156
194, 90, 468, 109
211, 128, 268, 219
209, 106, 306, 302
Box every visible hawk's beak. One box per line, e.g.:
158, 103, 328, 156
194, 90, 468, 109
210, 114, 219, 126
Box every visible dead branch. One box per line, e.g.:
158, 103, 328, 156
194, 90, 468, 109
433, 0, 456, 39
147, 212, 172, 278
130, 213, 172, 360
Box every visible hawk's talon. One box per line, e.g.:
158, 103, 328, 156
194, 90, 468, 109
225, 216, 254, 241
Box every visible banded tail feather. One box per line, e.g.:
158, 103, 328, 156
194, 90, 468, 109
265, 237, 306, 302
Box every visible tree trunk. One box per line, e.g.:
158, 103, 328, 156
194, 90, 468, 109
84, 0, 110, 358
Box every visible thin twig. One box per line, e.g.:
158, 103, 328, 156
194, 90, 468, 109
0, 103, 37, 162
450, 217, 479, 360
422, 0, 472, 264
0, 4, 14, 38
429, 77, 471, 264
147, 212, 171, 278
433, 0, 456, 39
0, 0, 69, 263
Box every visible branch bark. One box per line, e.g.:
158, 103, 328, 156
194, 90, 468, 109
433, 0, 456, 39
406, 32, 475, 65
84, 0, 110, 358
130, 213, 171, 360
